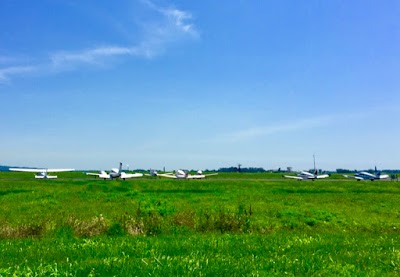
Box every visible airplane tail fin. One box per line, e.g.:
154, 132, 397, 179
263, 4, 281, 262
375, 166, 381, 177
119, 162, 122, 173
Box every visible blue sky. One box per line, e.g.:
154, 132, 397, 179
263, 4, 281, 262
1, 0, 399, 171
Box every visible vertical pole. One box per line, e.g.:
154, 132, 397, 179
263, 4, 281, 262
313, 154, 316, 173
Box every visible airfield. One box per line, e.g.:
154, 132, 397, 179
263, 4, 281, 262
0, 171, 399, 275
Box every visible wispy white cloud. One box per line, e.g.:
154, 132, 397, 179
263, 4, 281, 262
0, 66, 36, 84
165, 8, 197, 34
208, 115, 338, 144
228, 116, 334, 142
1, 1, 199, 83
50, 46, 140, 67
210, 108, 389, 144
142, 0, 198, 37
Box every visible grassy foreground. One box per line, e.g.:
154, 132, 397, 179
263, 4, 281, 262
0, 173, 399, 275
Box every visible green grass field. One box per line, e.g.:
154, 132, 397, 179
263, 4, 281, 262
0, 172, 399, 276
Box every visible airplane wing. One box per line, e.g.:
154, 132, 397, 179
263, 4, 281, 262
45, 169, 74, 172
343, 175, 364, 180
10, 168, 74, 173
283, 175, 304, 180
156, 173, 177, 179
120, 172, 143, 179
187, 173, 219, 179
86, 172, 111, 179
10, 168, 47, 173
187, 175, 205, 179
86, 172, 101, 176
316, 174, 329, 179
204, 173, 219, 177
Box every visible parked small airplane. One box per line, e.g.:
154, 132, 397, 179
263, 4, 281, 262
284, 170, 329, 181
9, 167, 74, 179
155, 170, 218, 179
343, 167, 389, 181
284, 155, 329, 181
86, 162, 143, 180
145, 169, 159, 177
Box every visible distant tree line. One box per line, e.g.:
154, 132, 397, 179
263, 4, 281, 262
383, 170, 400, 173
336, 169, 358, 173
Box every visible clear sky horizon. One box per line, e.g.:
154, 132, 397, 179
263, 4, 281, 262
1, 0, 399, 171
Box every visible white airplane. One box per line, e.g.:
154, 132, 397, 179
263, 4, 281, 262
343, 167, 389, 181
154, 169, 218, 179
145, 169, 159, 177
86, 162, 143, 180
9, 167, 74, 179
284, 170, 329, 181
284, 155, 329, 181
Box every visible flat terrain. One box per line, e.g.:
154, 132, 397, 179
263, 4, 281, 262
0, 172, 399, 276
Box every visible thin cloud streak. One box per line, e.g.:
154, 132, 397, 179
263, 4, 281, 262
50, 46, 141, 66
1, 1, 198, 83
210, 107, 393, 144
143, 0, 198, 37
208, 111, 373, 144
0, 65, 36, 84
219, 116, 334, 143
235, 117, 332, 140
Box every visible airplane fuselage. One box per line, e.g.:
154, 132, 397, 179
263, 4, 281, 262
93, 165, 143, 180
298, 171, 317, 180
284, 171, 329, 181
354, 172, 389, 181
109, 169, 121, 179
35, 172, 58, 179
